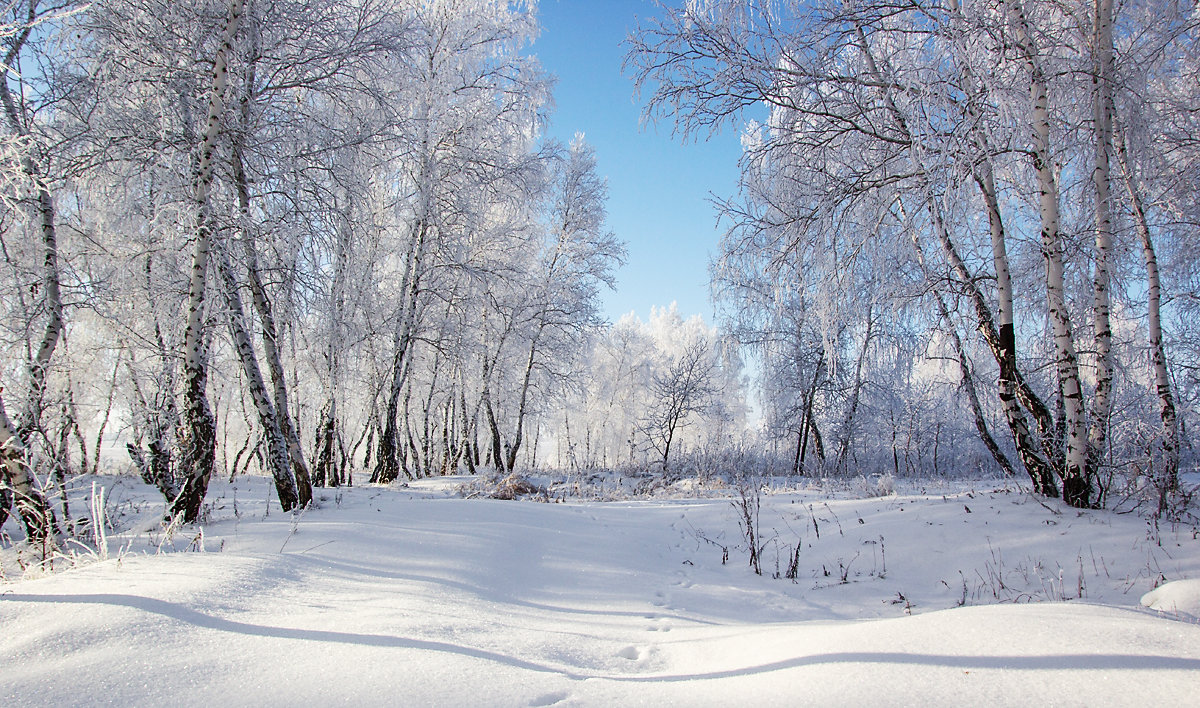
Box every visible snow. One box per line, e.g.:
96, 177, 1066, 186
3, 475, 1199, 706
1142, 579, 1200, 620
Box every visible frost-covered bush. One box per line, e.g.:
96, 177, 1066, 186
860, 473, 896, 498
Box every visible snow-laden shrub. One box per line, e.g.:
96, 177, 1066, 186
860, 473, 895, 498
458, 472, 549, 502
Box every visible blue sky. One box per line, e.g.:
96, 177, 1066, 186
530, 0, 744, 326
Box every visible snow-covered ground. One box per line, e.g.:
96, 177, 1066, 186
3, 474, 1199, 706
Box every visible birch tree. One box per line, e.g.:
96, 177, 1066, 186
172, 0, 246, 521
1002, 0, 1090, 506
627, 0, 1186, 504
1086, 0, 1116, 480
0, 0, 82, 540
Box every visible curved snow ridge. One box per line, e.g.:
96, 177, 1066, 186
3, 588, 1199, 707
1141, 579, 1200, 621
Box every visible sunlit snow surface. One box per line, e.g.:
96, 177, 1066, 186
3, 475, 1199, 706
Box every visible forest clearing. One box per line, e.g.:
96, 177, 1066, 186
3, 0, 1200, 703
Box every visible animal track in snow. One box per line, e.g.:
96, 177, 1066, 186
529, 690, 571, 707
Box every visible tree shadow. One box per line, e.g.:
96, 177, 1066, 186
279, 552, 721, 625
2, 592, 586, 678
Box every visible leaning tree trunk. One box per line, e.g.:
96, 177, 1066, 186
229, 36, 311, 504
937, 292, 1016, 478
14, 183, 62, 443
796, 351, 824, 474
951, 0, 1060, 471
972, 165, 1060, 491
176, 0, 245, 522
0, 392, 55, 542
947, 0, 1064, 491
232, 142, 311, 507
908, 222, 1017, 479
0, 11, 61, 540
215, 247, 300, 512
857, 27, 1059, 496
2, 18, 62, 446
1114, 120, 1180, 506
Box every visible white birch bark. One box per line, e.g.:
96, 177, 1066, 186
0, 391, 54, 541
0, 4, 62, 539
1113, 120, 1180, 504
1005, 0, 1090, 506
177, 0, 244, 522
856, 25, 1059, 494
231, 140, 311, 507
214, 245, 300, 512
1, 7, 62, 442
1087, 0, 1116, 482
973, 165, 1060, 493
228, 19, 312, 505
949, 0, 1060, 476
902, 203, 1017, 479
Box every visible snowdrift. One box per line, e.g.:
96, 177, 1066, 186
2, 476, 1198, 706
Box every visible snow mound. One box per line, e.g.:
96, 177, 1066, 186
1141, 579, 1200, 620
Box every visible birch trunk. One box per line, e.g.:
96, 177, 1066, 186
482, 356, 505, 472
0, 392, 55, 541
1087, 0, 1116, 484
232, 141, 311, 507
937, 293, 1016, 478
796, 351, 824, 474
949, 0, 1061, 484
905, 205, 1017, 479
2, 13, 62, 446
973, 167, 1060, 493
0, 7, 62, 539
215, 247, 300, 512
16, 186, 61, 440
1114, 121, 1180, 503
460, 388, 477, 475
1005, 0, 1090, 506
177, 0, 244, 522
229, 29, 311, 502
373, 219, 427, 483
856, 26, 1059, 495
